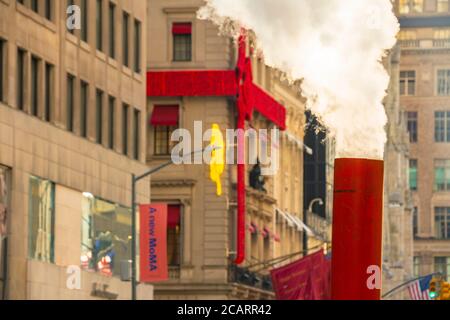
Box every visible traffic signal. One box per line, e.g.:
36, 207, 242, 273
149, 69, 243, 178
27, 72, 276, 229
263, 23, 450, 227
209, 124, 225, 196
429, 279, 438, 299
440, 282, 450, 300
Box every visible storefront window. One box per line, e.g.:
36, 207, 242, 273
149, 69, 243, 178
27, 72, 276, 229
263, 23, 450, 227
81, 194, 131, 277
0, 166, 11, 300
29, 176, 55, 263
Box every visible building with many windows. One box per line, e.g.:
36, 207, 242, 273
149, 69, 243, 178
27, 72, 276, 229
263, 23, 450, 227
146, 0, 316, 300
395, 0, 450, 283
0, 0, 152, 299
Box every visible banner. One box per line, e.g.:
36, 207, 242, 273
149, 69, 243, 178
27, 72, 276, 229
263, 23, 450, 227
139, 204, 168, 283
270, 250, 331, 300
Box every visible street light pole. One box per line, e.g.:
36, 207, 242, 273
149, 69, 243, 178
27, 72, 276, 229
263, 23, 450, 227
303, 198, 324, 254
130, 149, 207, 300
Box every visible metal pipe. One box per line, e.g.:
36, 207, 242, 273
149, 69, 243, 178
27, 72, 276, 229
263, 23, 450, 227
331, 158, 384, 300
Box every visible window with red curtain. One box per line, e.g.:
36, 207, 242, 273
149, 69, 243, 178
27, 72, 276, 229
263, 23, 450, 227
151, 105, 179, 156
172, 22, 192, 62
167, 204, 181, 266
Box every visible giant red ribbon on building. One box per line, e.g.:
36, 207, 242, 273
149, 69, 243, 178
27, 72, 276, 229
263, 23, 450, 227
147, 30, 286, 265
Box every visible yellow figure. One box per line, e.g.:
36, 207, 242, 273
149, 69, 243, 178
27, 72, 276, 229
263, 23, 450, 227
209, 124, 225, 196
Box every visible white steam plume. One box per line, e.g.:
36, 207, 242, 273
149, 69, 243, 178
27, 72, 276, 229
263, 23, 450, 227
198, 0, 399, 159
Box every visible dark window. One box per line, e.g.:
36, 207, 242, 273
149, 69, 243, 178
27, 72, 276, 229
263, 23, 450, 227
96, 89, 103, 144
435, 257, 450, 282
151, 105, 179, 156
123, 12, 129, 67
31, 56, 40, 117
122, 104, 129, 155
81, 0, 88, 42
109, 2, 115, 58
407, 111, 418, 143
67, 74, 75, 132
45, 0, 52, 20
167, 205, 181, 267
0, 39, 5, 103
173, 23, 192, 62
133, 109, 140, 160
437, 70, 450, 96
400, 71, 416, 96
96, 0, 103, 51
17, 48, 26, 111
435, 207, 450, 240
413, 207, 418, 237
134, 19, 141, 73
31, 0, 38, 13
44, 63, 53, 122
409, 159, 418, 191
80, 81, 88, 138
108, 96, 115, 149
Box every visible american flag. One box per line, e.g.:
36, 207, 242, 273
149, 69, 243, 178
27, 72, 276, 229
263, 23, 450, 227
408, 275, 433, 300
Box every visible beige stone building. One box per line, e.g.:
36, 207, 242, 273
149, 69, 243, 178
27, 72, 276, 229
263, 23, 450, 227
381, 44, 414, 300
0, 0, 153, 299
146, 0, 317, 300
394, 0, 450, 284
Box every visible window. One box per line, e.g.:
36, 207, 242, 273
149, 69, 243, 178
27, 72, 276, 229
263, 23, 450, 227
435, 111, 450, 142
167, 205, 181, 267
17, 48, 26, 111
81, 194, 131, 277
409, 159, 418, 191
435, 207, 450, 239
122, 104, 129, 155
44, 63, 53, 122
133, 109, 140, 160
96, 89, 103, 144
434, 29, 450, 40
397, 30, 417, 41
45, 0, 52, 20
31, 0, 38, 13
173, 23, 192, 62
151, 105, 179, 156
67, 74, 75, 132
437, 70, 450, 96
435, 160, 450, 191
407, 112, 418, 143
108, 96, 115, 149
0, 166, 10, 301
80, 81, 88, 138
413, 256, 421, 278
437, 0, 449, 12
31, 56, 40, 117
413, 207, 419, 236
29, 176, 55, 263
134, 19, 141, 73
400, 71, 416, 96
96, 0, 103, 51
122, 12, 129, 67
435, 257, 450, 281
399, 0, 423, 14
81, 0, 88, 42
109, 2, 115, 58
0, 39, 6, 103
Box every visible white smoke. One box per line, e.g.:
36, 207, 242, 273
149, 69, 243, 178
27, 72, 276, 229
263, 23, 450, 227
198, 0, 399, 159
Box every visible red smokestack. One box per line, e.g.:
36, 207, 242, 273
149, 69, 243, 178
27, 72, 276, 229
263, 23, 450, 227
331, 158, 384, 300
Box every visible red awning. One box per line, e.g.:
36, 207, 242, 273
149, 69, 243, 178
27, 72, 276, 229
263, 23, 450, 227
168, 205, 181, 229
172, 23, 192, 35
150, 105, 179, 126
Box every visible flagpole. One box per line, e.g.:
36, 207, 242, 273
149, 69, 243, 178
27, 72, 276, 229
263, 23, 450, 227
381, 273, 442, 299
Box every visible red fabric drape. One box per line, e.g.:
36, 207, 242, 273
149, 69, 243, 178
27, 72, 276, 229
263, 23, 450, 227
150, 105, 179, 126
172, 23, 192, 35
167, 205, 181, 229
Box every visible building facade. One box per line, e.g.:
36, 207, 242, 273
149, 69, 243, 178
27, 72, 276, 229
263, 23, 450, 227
146, 0, 315, 300
395, 0, 450, 283
0, 0, 152, 299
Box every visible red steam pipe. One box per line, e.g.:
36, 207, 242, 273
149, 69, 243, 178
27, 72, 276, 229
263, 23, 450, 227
331, 158, 384, 300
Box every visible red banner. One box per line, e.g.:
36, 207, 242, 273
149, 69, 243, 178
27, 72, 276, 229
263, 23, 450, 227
270, 250, 331, 300
139, 204, 168, 283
